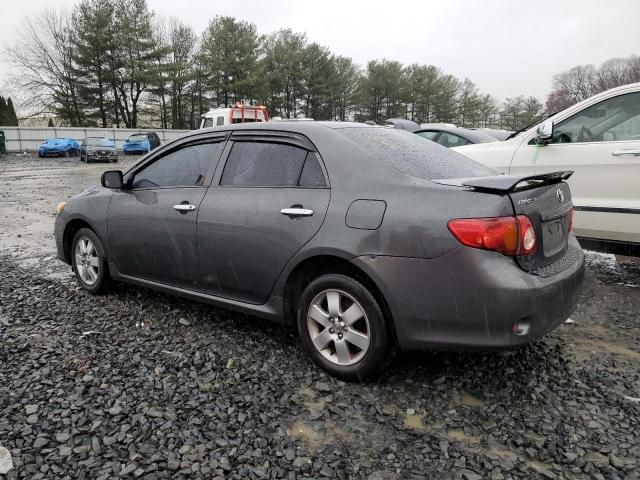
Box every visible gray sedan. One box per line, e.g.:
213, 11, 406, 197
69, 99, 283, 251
54, 122, 584, 380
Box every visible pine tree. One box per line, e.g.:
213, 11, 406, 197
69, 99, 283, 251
0, 96, 7, 126
48, 118, 55, 127
6, 98, 19, 126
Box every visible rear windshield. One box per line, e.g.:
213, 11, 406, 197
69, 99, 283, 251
337, 127, 496, 179
129, 134, 147, 142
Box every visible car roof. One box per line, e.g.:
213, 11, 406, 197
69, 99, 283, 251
384, 118, 421, 132
415, 126, 497, 143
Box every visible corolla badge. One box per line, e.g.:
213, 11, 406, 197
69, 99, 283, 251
556, 189, 565, 203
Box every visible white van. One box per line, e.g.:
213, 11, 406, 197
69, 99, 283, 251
200, 104, 269, 129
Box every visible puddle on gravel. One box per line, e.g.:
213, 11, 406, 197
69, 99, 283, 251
403, 414, 425, 432
487, 447, 519, 462
448, 391, 486, 410
288, 420, 323, 448
572, 339, 640, 361
447, 429, 481, 443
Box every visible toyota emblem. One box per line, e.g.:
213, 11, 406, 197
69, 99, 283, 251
556, 189, 565, 203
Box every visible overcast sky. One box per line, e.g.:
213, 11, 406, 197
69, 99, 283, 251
1, 0, 638, 102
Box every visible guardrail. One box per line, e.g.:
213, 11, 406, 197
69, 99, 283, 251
0, 127, 192, 152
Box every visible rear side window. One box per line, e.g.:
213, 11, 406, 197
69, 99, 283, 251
437, 132, 470, 148
221, 142, 325, 187
132, 142, 223, 189
338, 127, 496, 179
299, 154, 326, 187
416, 131, 438, 140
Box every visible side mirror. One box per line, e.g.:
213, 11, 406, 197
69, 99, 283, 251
535, 121, 554, 145
101, 170, 124, 189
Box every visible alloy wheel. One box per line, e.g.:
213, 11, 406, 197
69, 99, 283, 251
75, 237, 100, 286
306, 289, 371, 366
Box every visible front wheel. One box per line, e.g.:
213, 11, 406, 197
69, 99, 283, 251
71, 228, 111, 294
296, 274, 393, 381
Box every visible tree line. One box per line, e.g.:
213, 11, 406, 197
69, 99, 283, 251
546, 56, 640, 113
0, 96, 19, 126
5, 0, 638, 131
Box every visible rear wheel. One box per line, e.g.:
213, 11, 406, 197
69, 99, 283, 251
296, 274, 392, 381
71, 228, 111, 294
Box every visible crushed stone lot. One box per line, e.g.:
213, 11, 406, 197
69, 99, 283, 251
0, 153, 639, 480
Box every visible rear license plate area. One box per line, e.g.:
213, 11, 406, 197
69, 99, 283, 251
542, 218, 565, 257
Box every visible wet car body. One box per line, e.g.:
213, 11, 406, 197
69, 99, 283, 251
38, 138, 80, 157
55, 122, 584, 379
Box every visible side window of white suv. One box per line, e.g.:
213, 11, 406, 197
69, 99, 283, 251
552, 92, 640, 144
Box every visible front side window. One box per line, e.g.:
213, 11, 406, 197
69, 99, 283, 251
131, 142, 223, 189
552, 92, 640, 143
221, 142, 322, 187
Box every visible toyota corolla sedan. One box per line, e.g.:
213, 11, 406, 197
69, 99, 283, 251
54, 122, 585, 380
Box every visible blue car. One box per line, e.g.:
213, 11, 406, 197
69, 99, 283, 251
38, 138, 80, 158
123, 132, 161, 155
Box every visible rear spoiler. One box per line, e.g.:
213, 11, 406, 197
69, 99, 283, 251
433, 171, 573, 193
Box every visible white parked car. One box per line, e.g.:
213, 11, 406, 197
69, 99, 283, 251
453, 82, 640, 256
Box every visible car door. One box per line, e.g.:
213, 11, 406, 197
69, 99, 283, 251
197, 132, 330, 304
107, 135, 226, 288
510, 91, 640, 244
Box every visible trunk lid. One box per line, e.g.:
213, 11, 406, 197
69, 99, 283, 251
434, 171, 574, 271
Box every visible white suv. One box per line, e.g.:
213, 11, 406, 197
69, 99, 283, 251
453, 82, 640, 256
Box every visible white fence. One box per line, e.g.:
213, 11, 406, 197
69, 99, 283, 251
1, 127, 192, 152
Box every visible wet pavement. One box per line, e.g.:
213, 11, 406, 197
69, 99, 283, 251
0, 153, 638, 479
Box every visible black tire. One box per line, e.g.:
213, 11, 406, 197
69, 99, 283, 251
71, 228, 111, 294
112, 158, 118, 163
296, 274, 393, 381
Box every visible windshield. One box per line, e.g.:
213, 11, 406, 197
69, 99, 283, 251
338, 127, 496, 180
128, 134, 147, 142
86, 138, 113, 147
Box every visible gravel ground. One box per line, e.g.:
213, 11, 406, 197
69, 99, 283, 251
0, 154, 639, 480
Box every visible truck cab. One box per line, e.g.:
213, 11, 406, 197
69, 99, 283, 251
200, 104, 269, 129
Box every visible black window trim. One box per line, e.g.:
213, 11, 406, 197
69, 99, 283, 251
215, 135, 330, 189
126, 133, 228, 191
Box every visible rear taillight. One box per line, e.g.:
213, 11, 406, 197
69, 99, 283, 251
568, 208, 574, 232
448, 215, 537, 256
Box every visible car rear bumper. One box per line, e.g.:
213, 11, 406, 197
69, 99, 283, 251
352, 236, 585, 350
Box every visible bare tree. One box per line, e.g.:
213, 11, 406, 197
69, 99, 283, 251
5, 9, 84, 125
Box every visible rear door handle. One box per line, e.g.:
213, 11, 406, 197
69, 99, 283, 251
173, 204, 196, 212
612, 149, 640, 156
280, 207, 314, 217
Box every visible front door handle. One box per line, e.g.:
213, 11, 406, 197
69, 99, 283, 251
173, 204, 196, 212
280, 207, 314, 217
612, 149, 640, 156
